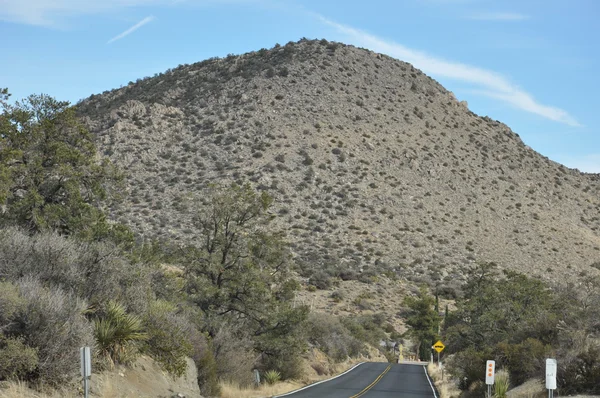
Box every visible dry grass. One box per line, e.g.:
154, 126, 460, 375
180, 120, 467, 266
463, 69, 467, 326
0, 381, 75, 398
427, 363, 461, 398
220, 380, 303, 398
506, 379, 545, 398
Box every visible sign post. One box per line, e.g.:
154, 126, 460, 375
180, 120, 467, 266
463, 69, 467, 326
485, 360, 495, 398
546, 359, 557, 398
253, 369, 261, 386
80, 347, 91, 398
432, 340, 445, 368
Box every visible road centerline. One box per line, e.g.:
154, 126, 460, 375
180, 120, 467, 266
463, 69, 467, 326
349, 364, 392, 398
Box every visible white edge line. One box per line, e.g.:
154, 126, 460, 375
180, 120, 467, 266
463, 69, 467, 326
423, 365, 439, 398
273, 362, 365, 397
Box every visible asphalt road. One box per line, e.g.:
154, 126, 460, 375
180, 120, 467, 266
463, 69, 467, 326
274, 362, 438, 398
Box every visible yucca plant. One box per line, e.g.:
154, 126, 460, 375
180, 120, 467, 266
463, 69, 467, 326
494, 369, 510, 398
94, 301, 147, 368
263, 369, 282, 385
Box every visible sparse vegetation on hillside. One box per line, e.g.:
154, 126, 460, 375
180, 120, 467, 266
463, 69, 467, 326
76, 39, 600, 290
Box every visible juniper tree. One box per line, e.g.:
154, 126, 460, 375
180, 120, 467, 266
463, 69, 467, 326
0, 89, 130, 244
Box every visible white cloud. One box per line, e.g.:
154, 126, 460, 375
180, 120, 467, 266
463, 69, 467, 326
317, 15, 580, 127
0, 0, 163, 26
465, 12, 530, 21
107, 15, 155, 44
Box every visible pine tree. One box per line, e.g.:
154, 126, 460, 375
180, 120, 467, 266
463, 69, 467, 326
0, 89, 130, 244
403, 286, 441, 361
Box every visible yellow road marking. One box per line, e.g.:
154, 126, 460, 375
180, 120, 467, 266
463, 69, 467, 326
349, 364, 392, 398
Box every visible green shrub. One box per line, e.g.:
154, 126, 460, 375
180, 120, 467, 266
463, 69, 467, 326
449, 347, 493, 390
340, 314, 387, 348
330, 291, 344, 302
192, 335, 221, 397
94, 301, 147, 368
496, 338, 549, 385
263, 369, 281, 385
309, 271, 331, 289
0, 281, 26, 326
143, 300, 193, 377
211, 326, 255, 386
12, 278, 93, 385
0, 228, 152, 314
560, 345, 600, 394
306, 313, 364, 362
493, 369, 510, 398
0, 336, 38, 380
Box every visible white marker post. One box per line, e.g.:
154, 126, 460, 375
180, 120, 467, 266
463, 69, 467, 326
485, 360, 495, 398
546, 358, 557, 398
80, 347, 91, 398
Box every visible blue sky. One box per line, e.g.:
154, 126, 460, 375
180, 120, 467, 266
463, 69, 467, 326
1, 0, 598, 172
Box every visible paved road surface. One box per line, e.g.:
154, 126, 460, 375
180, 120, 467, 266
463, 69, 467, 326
275, 362, 438, 398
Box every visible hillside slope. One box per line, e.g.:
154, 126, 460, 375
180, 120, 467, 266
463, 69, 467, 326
78, 39, 600, 290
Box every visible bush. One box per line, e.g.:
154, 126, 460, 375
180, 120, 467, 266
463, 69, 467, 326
496, 338, 549, 385
0, 336, 38, 380
94, 301, 147, 368
11, 277, 94, 385
211, 325, 255, 386
330, 291, 344, 302
0, 280, 26, 326
560, 344, 600, 394
309, 271, 331, 290
449, 347, 493, 390
493, 369, 510, 398
190, 333, 221, 397
143, 300, 193, 377
341, 315, 387, 348
263, 369, 281, 385
306, 313, 364, 362
0, 228, 152, 313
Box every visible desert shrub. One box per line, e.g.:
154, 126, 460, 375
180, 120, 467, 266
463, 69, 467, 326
263, 369, 281, 384
260, 352, 304, 381
0, 281, 26, 326
311, 362, 327, 375
559, 344, 600, 394
143, 300, 193, 376
211, 325, 255, 386
0, 228, 152, 313
449, 347, 493, 390
496, 338, 550, 385
190, 333, 221, 397
0, 336, 38, 381
10, 277, 94, 385
493, 369, 510, 398
309, 270, 331, 289
340, 315, 387, 348
384, 350, 397, 363
306, 313, 363, 362
330, 291, 344, 302
338, 269, 358, 281
94, 301, 147, 368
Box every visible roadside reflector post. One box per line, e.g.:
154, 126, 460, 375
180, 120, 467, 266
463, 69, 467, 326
485, 360, 495, 398
546, 359, 557, 398
253, 369, 261, 386
80, 347, 91, 398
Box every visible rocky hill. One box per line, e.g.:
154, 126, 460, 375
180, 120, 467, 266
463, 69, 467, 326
77, 38, 600, 292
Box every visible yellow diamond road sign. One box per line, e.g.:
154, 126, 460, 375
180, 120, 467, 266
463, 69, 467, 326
433, 340, 445, 353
